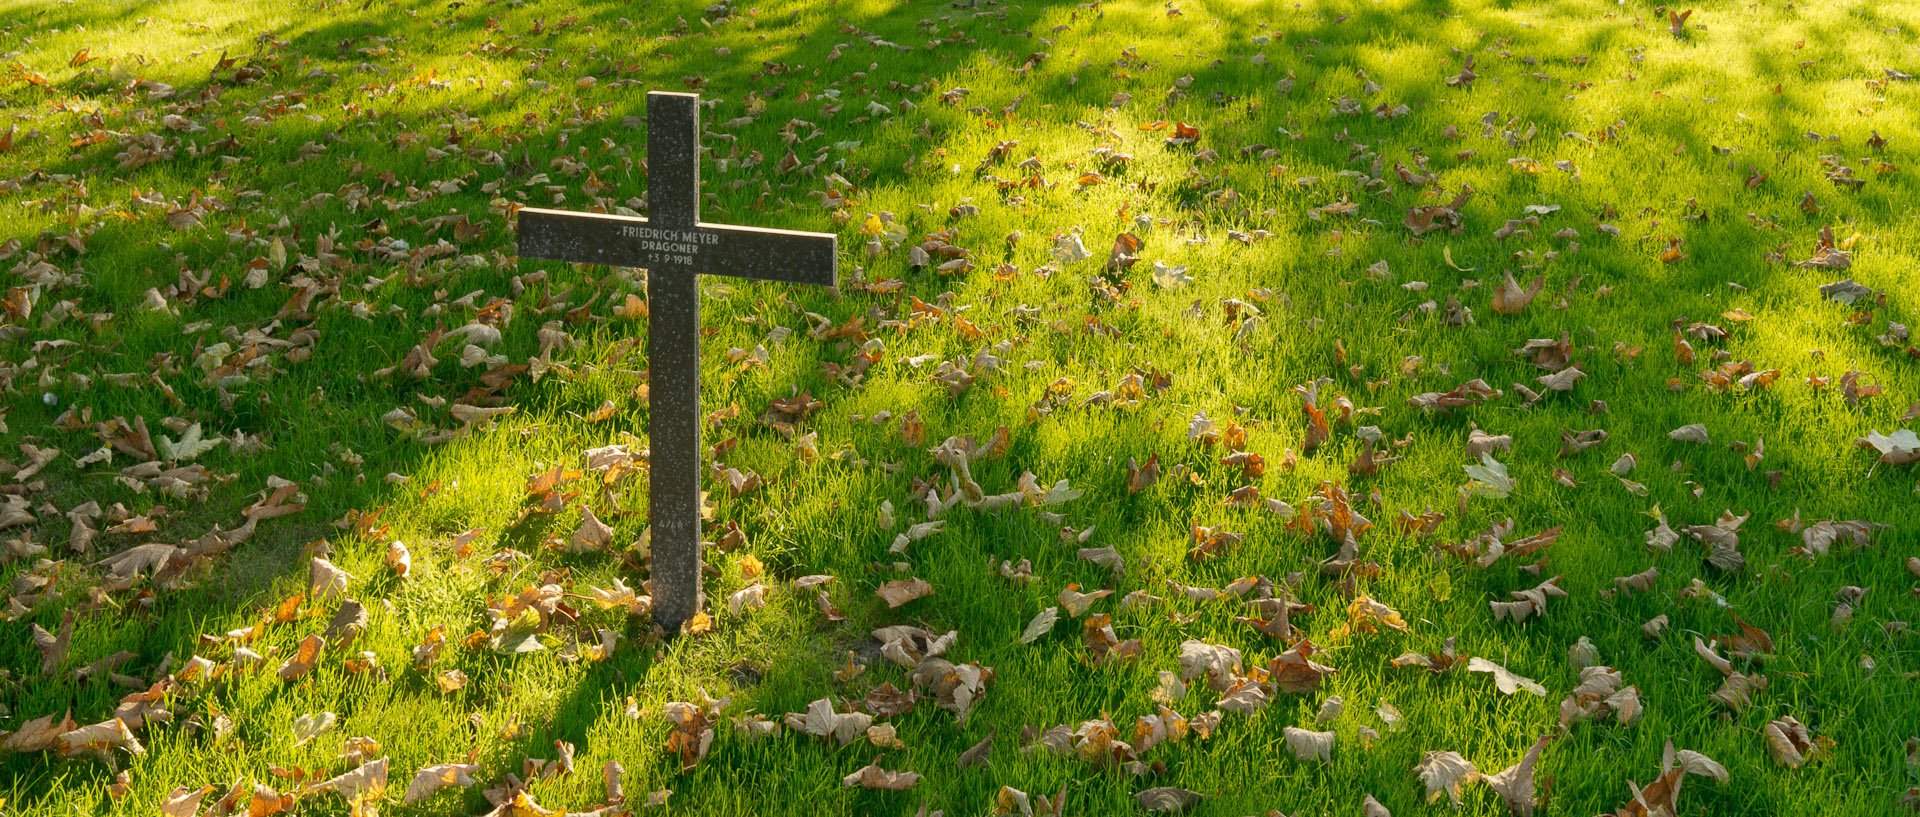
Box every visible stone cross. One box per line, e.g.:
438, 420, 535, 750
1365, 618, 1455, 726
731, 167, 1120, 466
517, 91, 837, 636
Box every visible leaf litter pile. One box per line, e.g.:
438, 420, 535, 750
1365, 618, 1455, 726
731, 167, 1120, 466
0, 0, 1918, 814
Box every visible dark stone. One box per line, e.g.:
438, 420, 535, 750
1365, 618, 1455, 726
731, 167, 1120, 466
516, 91, 837, 637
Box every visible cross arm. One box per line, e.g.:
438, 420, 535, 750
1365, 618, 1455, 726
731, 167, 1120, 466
518, 208, 837, 287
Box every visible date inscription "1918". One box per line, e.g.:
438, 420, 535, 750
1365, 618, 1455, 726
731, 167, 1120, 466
620, 224, 719, 267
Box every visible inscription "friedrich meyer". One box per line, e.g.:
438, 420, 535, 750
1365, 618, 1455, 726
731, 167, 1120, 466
621, 225, 719, 250
619, 224, 718, 266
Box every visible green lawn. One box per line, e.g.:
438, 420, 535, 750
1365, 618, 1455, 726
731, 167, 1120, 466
1, 0, 1917, 813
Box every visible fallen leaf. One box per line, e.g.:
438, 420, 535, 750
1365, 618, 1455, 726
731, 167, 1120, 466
1415, 750, 1480, 806
1484, 733, 1553, 816
1178, 640, 1243, 692
957, 728, 995, 770
843, 759, 922, 790
312, 756, 388, 803
1347, 594, 1411, 633
1764, 716, 1826, 768
877, 577, 934, 608
1468, 657, 1547, 696
1491, 271, 1544, 315
1283, 726, 1335, 762
1135, 787, 1203, 814
1020, 607, 1061, 643
1856, 429, 1920, 465
1668, 424, 1712, 444
290, 712, 338, 747
1058, 584, 1113, 617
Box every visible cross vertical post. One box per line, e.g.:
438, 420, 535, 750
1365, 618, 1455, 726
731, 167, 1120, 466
515, 91, 838, 638
644, 92, 703, 636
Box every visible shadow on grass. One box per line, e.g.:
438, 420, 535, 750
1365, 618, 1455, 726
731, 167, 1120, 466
0, 0, 1916, 812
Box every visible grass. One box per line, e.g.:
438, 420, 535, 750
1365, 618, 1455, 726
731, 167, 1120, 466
1, 0, 1917, 813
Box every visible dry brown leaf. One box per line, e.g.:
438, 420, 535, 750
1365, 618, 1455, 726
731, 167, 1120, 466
277, 634, 325, 681
1764, 716, 1827, 768
1269, 639, 1339, 694
1057, 584, 1113, 617
1468, 657, 1546, 696
1178, 640, 1243, 692
1283, 726, 1335, 762
957, 728, 995, 770
311, 757, 388, 804
1135, 787, 1203, 814
32, 610, 74, 676
1491, 271, 1545, 315
1363, 793, 1392, 817
785, 698, 873, 746
57, 717, 145, 756
1126, 454, 1162, 494
1484, 733, 1553, 816
876, 577, 934, 608
1020, 607, 1061, 644
1415, 750, 1480, 806
161, 786, 216, 817
842, 759, 922, 790
1347, 594, 1411, 633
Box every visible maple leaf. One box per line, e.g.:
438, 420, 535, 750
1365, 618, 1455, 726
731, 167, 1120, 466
1468, 657, 1546, 696
290, 712, 338, 747
1668, 424, 1712, 444
1082, 614, 1141, 665
843, 760, 922, 790
2, 711, 77, 753
1151, 261, 1193, 289
311, 757, 388, 805
1347, 594, 1410, 633
1269, 640, 1339, 694
278, 634, 326, 681
1485, 733, 1553, 816
1126, 454, 1162, 494
405, 763, 481, 804
1135, 787, 1203, 814
1536, 365, 1586, 392
161, 786, 216, 817
309, 557, 354, 601
957, 728, 995, 769
158, 423, 223, 462
876, 577, 934, 608
1057, 584, 1113, 617
31, 610, 74, 676
1764, 716, 1827, 767
1020, 607, 1061, 643
1051, 233, 1091, 263
1283, 726, 1336, 762
1392, 636, 1468, 673
58, 717, 145, 756
1856, 429, 1920, 465
1818, 278, 1874, 304
1415, 751, 1481, 806
1177, 640, 1242, 692
1669, 8, 1693, 35
1463, 453, 1515, 498
568, 506, 614, 552
1491, 271, 1544, 314
1363, 793, 1392, 817
1078, 546, 1126, 576
786, 698, 872, 746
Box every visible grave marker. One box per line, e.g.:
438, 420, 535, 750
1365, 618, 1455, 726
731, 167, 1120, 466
517, 91, 838, 636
